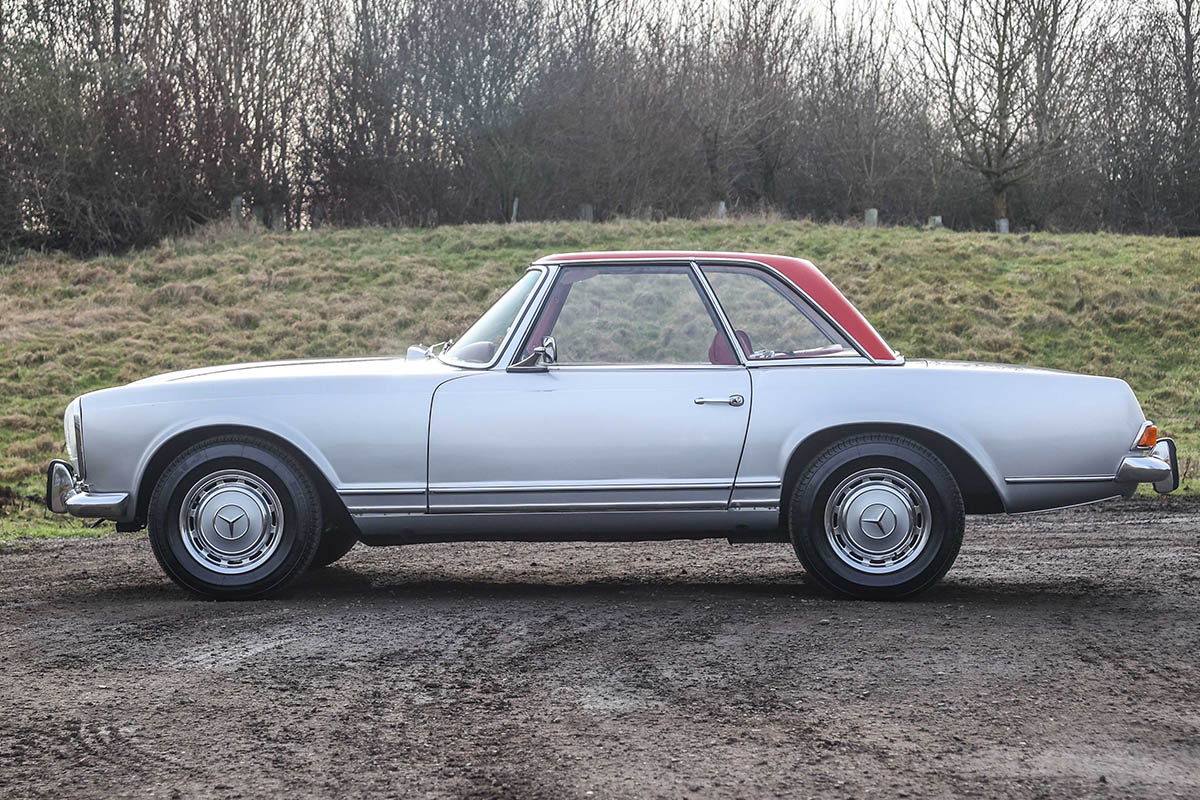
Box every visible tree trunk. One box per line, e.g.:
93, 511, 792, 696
704, 130, 722, 203
993, 187, 1009, 225
113, 0, 123, 60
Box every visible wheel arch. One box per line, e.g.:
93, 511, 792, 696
129, 424, 358, 538
779, 423, 1006, 527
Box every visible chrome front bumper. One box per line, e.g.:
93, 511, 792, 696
1116, 439, 1179, 494
45, 460, 130, 519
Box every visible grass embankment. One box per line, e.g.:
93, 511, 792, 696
1, 219, 1196, 540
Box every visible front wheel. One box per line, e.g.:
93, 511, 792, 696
147, 436, 323, 599
788, 435, 965, 599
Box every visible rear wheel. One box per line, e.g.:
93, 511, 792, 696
788, 434, 964, 599
147, 436, 323, 599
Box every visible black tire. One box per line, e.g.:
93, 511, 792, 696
310, 526, 358, 569
147, 436, 323, 599
788, 434, 964, 600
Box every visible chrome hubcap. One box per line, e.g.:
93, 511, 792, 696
824, 468, 931, 573
179, 470, 284, 574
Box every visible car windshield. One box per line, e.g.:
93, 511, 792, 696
442, 269, 542, 365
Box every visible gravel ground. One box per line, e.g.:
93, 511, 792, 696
1, 498, 1199, 799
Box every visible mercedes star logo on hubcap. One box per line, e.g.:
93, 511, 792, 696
214, 505, 249, 539
860, 503, 897, 538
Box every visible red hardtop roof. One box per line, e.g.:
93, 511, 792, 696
533, 250, 896, 361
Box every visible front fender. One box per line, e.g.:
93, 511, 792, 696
78, 381, 445, 521
129, 413, 344, 505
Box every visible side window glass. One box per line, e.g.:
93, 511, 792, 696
703, 266, 854, 360
526, 267, 730, 365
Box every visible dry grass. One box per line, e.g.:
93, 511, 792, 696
1, 219, 1196, 537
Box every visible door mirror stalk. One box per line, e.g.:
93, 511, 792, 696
508, 336, 557, 372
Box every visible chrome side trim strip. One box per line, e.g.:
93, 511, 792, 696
351, 502, 740, 518
346, 483, 746, 500
433, 500, 729, 513
734, 480, 782, 489
346, 505, 425, 514
430, 481, 733, 494
729, 500, 780, 510
1004, 475, 1115, 484
351, 511, 426, 518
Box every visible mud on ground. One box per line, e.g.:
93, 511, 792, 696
1, 498, 1199, 799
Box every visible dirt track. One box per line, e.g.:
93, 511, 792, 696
2, 499, 1199, 799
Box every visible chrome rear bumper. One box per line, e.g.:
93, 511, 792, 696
45, 460, 130, 519
1116, 438, 1179, 494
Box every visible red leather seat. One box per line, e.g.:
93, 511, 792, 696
708, 330, 752, 364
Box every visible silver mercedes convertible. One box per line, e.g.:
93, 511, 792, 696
46, 250, 1179, 599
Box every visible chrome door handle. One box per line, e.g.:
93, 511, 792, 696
694, 394, 745, 407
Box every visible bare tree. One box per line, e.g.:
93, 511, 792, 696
1165, 0, 1200, 226
3, 0, 1199, 252
913, 0, 1091, 229
426, 0, 545, 221
808, 0, 926, 216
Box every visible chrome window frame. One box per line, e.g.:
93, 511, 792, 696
524, 256, 900, 367
695, 261, 862, 364
696, 258, 873, 364
506, 261, 740, 369
689, 260, 748, 364
714, 257, 902, 365
440, 265, 549, 370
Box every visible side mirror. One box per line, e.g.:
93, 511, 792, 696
508, 336, 557, 372
539, 335, 557, 364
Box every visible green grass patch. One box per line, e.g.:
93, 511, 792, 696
2, 218, 1196, 540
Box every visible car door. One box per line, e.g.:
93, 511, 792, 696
426, 264, 751, 513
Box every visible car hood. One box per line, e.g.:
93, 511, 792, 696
128, 355, 456, 386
